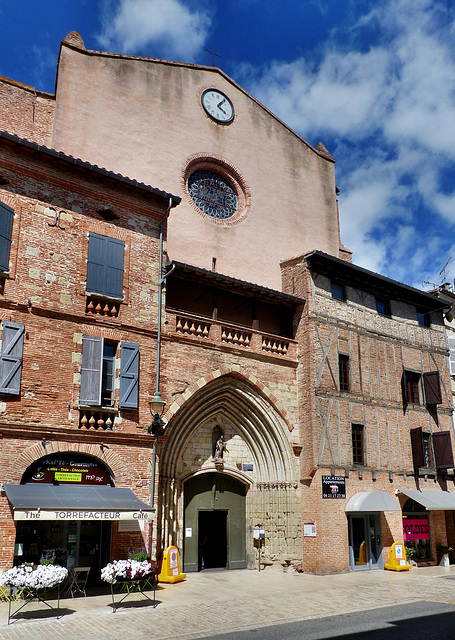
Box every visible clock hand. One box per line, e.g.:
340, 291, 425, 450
217, 99, 227, 114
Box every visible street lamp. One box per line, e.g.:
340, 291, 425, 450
147, 391, 166, 436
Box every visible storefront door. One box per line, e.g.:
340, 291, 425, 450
348, 513, 383, 570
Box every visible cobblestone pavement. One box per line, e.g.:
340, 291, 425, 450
1, 565, 455, 640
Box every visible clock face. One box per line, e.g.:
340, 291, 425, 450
201, 89, 234, 124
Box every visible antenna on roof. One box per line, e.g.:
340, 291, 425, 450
439, 257, 452, 282
204, 48, 221, 67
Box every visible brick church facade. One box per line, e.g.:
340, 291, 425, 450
0, 32, 454, 578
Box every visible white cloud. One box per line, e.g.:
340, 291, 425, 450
97, 0, 211, 61
239, 0, 455, 287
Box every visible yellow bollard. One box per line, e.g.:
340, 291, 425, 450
384, 542, 411, 571
158, 545, 186, 583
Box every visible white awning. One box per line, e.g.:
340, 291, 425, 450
345, 491, 401, 512
399, 489, 455, 510
4, 483, 155, 521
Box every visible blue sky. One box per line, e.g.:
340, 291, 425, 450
1, 0, 455, 290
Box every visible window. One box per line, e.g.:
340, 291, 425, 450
331, 282, 346, 301
0, 201, 14, 272
417, 308, 431, 327
411, 427, 454, 469
403, 370, 421, 404
79, 336, 139, 409
86, 233, 124, 299
352, 424, 365, 465
0, 321, 24, 395
339, 354, 350, 391
188, 170, 237, 219
375, 297, 391, 316
448, 336, 455, 376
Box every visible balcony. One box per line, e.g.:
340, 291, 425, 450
171, 313, 296, 360
86, 296, 120, 318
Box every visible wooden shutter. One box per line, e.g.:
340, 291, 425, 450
79, 335, 103, 405
0, 321, 24, 395
86, 233, 124, 298
423, 371, 442, 405
448, 336, 455, 376
410, 427, 425, 468
433, 431, 454, 469
119, 342, 139, 409
401, 369, 408, 405
0, 201, 14, 272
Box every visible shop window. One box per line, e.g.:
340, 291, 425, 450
79, 336, 139, 409
352, 423, 364, 465
86, 232, 124, 299
339, 354, 350, 391
0, 320, 24, 395
331, 281, 346, 301
375, 297, 391, 316
410, 426, 454, 470
0, 200, 14, 272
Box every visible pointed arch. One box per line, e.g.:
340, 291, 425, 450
161, 372, 297, 484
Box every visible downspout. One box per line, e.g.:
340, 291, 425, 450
150, 197, 174, 510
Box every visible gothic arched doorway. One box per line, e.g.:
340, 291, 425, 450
183, 473, 246, 572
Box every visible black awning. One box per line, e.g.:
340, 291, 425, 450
4, 484, 154, 521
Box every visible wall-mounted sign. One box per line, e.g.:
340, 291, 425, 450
322, 476, 346, 499
242, 464, 253, 472
22, 453, 112, 485
304, 521, 316, 537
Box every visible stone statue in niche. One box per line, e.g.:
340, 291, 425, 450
214, 434, 228, 460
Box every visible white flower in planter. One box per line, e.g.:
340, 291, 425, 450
0, 563, 68, 590
101, 559, 153, 584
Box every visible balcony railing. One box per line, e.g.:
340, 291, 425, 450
79, 409, 116, 430
86, 296, 120, 318
170, 312, 296, 359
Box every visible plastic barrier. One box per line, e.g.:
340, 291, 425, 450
158, 545, 186, 584
384, 542, 411, 571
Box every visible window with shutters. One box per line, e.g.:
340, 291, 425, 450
0, 201, 14, 274
79, 336, 139, 417
411, 427, 454, 470
85, 233, 125, 318
0, 320, 24, 395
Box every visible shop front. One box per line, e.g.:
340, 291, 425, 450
346, 491, 401, 571
399, 489, 455, 564
5, 453, 154, 585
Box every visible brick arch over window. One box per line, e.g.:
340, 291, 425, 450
14, 441, 135, 486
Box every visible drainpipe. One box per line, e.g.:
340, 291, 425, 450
150, 197, 174, 510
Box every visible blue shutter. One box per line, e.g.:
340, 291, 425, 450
0, 201, 14, 272
119, 342, 139, 409
86, 233, 124, 298
0, 321, 24, 395
79, 335, 103, 405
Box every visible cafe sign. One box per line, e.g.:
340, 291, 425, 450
13, 509, 152, 521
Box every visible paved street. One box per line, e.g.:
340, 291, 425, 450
1, 565, 455, 639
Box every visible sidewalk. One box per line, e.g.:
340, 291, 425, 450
1, 565, 455, 640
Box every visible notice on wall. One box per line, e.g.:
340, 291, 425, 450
322, 476, 346, 499
304, 521, 316, 537
185, 527, 192, 538
118, 520, 142, 532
